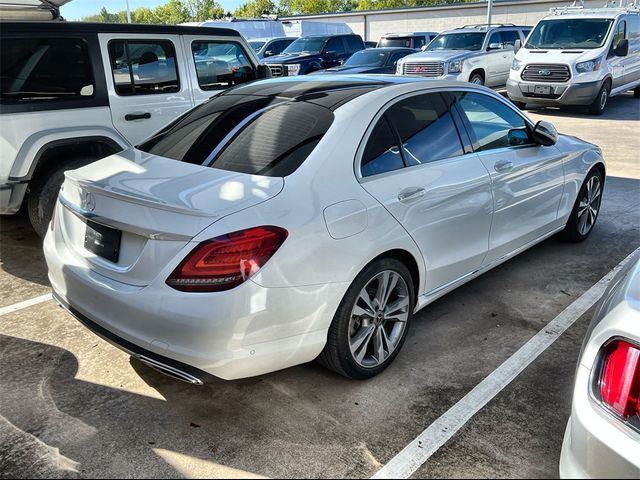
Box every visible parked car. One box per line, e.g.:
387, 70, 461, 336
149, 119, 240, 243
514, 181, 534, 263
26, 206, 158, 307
396, 24, 532, 87
508, 4, 640, 115
311, 47, 414, 75
365, 41, 379, 48
45, 76, 605, 384
377, 32, 439, 50
249, 36, 296, 59
560, 254, 640, 478
0, 21, 268, 237
263, 34, 365, 76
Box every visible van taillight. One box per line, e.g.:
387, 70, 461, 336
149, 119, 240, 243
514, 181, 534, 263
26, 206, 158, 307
596, 339, 640, 422
166, 226, 288, 292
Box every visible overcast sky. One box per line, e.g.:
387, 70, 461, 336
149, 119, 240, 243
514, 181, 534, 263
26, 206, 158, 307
61, 0, 244, 20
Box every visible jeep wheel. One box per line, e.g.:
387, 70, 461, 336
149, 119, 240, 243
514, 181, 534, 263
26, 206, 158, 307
28, 159, 87, 238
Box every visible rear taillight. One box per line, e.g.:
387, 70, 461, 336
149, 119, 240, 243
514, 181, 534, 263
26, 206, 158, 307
166, 226, 288, 292
595, 339, 640, 426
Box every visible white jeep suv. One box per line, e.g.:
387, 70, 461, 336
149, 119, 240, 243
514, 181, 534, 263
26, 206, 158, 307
0, 20, 268, 236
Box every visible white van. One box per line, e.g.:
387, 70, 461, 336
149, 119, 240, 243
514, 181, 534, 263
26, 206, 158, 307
507, 4, 640, 114
280, 20, 353, 37
182, 18, 286, 40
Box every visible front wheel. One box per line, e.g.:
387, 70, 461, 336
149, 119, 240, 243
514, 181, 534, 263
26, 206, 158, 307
561, 169, 603, 242
469, 72, 484, 85
318, 257, 415, 379
588, 81, 610, 115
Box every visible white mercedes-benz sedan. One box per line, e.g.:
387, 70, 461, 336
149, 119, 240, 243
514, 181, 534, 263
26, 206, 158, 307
560, 255, 640, 479
45, 76, 606, 383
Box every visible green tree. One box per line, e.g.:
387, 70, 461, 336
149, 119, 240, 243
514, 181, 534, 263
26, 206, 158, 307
234, 0, 277, 18
185, 0, 225, 20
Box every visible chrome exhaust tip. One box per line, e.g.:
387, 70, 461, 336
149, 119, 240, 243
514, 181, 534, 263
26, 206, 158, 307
136, 355, 204, 386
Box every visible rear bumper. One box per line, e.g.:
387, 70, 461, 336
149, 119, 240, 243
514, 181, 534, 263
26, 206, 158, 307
44, 227, 347, 381
0, 181, 28, 215
559, 364, 640, 478
507, 79, 602, 106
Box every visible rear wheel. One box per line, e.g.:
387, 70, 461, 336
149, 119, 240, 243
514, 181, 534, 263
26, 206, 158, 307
318, 257, 415, 379
588, 81, 610, 115
469, 72, 484, 85
561, 169, 603, 242
28, 159, 88, 238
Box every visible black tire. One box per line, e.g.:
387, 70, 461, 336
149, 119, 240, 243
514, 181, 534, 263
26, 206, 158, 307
634, 86, 640, 99
318, 257, 415, 379
469, 72, 484, 86
588, 81, 610, 115
27, 159, 88, 238
561, 168, 604, 242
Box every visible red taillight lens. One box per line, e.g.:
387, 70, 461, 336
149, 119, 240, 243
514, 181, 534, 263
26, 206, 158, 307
166, 226, 288, 292
598, 340, 640, 419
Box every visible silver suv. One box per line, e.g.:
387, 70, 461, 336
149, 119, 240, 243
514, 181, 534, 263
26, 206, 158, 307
396, 24, 532, 87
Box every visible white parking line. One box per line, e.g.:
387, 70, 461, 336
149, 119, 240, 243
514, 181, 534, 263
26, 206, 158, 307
372, 245, 640, 480
0, 293, 52, 317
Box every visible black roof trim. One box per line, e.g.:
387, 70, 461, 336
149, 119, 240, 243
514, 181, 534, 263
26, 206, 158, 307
0, 21, 242, 37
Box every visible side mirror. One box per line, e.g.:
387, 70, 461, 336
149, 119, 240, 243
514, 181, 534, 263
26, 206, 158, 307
508, 128, 530, 146
257, 64, 271, 79
263, 50, 274, 58
532, 120, 558, 147
488, 42, 503, 51
514, 39, 522, 54
615, 38, 629, 57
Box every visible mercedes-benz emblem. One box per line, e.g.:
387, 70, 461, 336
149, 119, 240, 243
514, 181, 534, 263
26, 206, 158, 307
80, 190, 96, 212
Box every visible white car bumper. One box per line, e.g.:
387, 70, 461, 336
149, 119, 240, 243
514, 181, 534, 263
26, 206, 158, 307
44, 228, 347, 381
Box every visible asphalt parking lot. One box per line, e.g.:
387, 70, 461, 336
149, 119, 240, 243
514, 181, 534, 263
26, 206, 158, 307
1, 92, 639, 479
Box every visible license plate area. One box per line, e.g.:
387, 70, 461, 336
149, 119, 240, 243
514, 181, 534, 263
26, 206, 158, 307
84, 220, 121, 263
534, 85, 552, 95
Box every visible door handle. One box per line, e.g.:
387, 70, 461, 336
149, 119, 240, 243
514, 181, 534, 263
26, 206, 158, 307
125, 112, 151, 121
494, 160, 515, 173
398, 187, 426, 203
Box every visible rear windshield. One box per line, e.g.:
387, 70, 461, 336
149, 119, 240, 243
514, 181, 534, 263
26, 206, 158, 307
138, 94, 334, 177
379, 37, 413, 48
0, 37, 94, 103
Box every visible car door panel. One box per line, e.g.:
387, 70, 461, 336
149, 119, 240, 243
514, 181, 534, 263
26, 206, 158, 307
99, 33, 193, 146
358, 92, 493, 293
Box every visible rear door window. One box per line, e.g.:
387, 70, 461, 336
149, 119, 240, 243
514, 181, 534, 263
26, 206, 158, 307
0, 37, 94, 103
387, 93, 465, 165
500, 30, 521, 47
191, 41, 255, 90
109, 40, 179, 96
326, 37, 347, 56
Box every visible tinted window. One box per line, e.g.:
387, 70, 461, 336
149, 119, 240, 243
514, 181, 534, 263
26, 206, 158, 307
521, 29, 532, 39
387, 93, 464, 165
1, 38, 93, 104
414, 36, 427, 48
488, 32, 502, 47
283, 37, 327, 55
109, 40, 179, 96
191, 41, 254, 90
361, 116, 404, 177
139, 95, 333, 177
380, 37, 412, 48
501, 30, 521, 47
345, 50, 389, 67
326, 37, 346, 55
454, 92, 531, 152
346, 35, 364, 53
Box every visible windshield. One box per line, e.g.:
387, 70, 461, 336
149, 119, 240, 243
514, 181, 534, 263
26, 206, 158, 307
379, 37, 413, 48
526, 18, 614, 49
345, 50, 390, 67
282, 37, 327, 55
249, 41, 266, 53
427, 32, 486, 51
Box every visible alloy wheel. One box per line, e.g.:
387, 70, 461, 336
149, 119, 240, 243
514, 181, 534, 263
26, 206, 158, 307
348, 270, 410, 368
577, 175, 602, 236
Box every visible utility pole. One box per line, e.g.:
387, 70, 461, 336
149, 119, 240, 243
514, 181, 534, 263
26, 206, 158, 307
487, 0, 493, 26
126, 0, 132, 23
